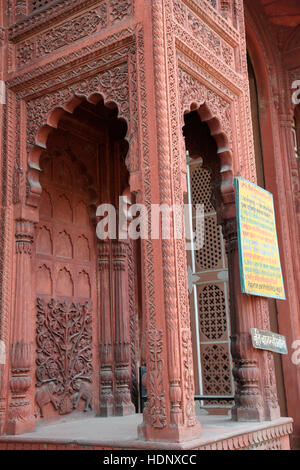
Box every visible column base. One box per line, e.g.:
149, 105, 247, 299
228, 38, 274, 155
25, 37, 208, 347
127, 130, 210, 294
264, 406, 281, 422
115, 403, 136, 417
232, 406, 265, 422
99, 405, 114, 418
138, 420, 202, 443
6, 418, 35, 436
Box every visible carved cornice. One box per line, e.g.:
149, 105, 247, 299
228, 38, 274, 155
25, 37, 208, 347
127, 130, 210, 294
7, 28, 135, 96
8, 0, 103, 42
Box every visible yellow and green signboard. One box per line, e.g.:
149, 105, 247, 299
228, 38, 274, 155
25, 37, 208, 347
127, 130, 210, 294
235, 177, 285, 300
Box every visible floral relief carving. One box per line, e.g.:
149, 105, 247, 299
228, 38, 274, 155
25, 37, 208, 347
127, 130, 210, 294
173, 0, 186, 24
29, 0, 57, 13
173, 0, 237, 70
16, 40, 35, 68
110, 0, 132, 23
148, 328, 167, 429
16, 8, 107, 67
10, 1, 107, 41
36, 10, 106, 57
187, 10, 221, 57
15, 0, 27, 18
182, 330, 197, 426
36, 297, 93, 416
8, 28, 134, 94
222, 43, 234, 67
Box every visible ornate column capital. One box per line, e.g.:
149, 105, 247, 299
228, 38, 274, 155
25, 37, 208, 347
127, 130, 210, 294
15, 218, 36, 255
98, 240, 110, 271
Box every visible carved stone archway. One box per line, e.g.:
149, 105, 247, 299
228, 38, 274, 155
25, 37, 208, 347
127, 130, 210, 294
178, 70, 280, 422
178, 68, 235, 215
25, 67, 131, 207
7, 82, 139, 433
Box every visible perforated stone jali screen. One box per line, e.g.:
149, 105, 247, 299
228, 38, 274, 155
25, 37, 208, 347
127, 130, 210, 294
29, 0, 56, 12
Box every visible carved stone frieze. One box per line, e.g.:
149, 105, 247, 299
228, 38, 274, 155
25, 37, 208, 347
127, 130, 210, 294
173, 0, 236, 70
8, 1, 114, 42
0, 27, 5, 46
16, 9, 107, 68
174, 24, 243, 92
16, 7, 108, 68
178, 0, 240, 46
12, 1, 133, 69
7, 29, 134, 94
110, 0, 132, 23
36, 298, 93, 416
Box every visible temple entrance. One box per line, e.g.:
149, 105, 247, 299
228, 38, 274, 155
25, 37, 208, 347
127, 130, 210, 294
183, 111, 234, 414
33, 98, 138, 422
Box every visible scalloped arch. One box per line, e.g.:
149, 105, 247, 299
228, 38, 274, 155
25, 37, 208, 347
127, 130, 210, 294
182, 100, 235, 212
27, 78, 130, 208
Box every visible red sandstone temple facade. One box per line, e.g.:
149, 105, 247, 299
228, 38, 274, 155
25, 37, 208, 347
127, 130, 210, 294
0, 0, 299, 451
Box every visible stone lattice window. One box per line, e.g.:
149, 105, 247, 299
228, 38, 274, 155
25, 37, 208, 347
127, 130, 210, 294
29, 0, 58, 13
186, 158, 234, 409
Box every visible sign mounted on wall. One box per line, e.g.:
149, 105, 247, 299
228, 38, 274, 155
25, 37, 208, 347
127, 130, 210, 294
235, 177, 285, 300
251, 329, 288, 355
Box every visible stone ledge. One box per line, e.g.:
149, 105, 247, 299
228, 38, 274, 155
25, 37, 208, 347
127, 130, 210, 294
0, 415, 293, 450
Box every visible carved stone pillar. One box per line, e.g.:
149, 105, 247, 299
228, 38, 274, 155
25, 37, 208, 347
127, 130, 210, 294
223, 218, 265, 422
138, 0, 201, 442
112, 240, 135, 416
7, 219, 35, 435
98, 241, 114, 417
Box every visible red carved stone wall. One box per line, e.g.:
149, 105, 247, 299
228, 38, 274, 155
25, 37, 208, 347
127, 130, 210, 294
245, 0, 300, 448
0, 0, 297, 448
34, 138, 97, 420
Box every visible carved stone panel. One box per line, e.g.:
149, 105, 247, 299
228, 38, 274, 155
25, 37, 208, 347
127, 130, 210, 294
34, 141, 96, 419
36, 297, 93, 416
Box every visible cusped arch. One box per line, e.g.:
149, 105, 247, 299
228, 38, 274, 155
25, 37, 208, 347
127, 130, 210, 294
182, 100, 235, 211
27, 90, 129, 209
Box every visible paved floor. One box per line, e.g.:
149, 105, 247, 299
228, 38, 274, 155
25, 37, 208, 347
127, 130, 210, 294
0, 414, 293, 449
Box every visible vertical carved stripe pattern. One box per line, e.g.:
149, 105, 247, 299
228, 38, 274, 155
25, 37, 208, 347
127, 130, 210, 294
0, 103, 6, 340
136, 27, 167, 428
166, 0, 198, 426
151, 0, 184, 426
128, 241, 138, 409
2, 91, 17, 346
